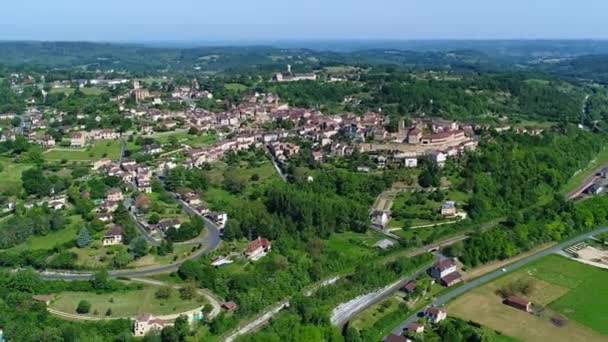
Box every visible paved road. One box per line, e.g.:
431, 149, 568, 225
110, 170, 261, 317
389, 226, 608, 336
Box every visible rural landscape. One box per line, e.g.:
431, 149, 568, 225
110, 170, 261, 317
1, 1, 608, 342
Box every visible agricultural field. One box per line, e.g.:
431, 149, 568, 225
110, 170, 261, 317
224, 83, 248, 92
49, 284, 205, 318
0, 157, 32, 196
43, 140, 122, 162
447, 255, 608, 342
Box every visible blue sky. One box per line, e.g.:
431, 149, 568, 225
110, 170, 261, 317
2, 0, 607, 41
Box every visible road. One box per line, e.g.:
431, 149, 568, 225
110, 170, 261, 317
330, 265, 431, 327
389, 226, 608, 336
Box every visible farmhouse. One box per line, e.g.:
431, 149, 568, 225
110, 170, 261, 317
133, 313, 170, 337
245, 237, 272, 260
441, 201, 457, 217
428, 259, 462, 287
503, 295, 532, 313
424, 307, 447, 324
102, 224, 123, 246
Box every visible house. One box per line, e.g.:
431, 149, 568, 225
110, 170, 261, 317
440, 271, 462, 287
222, 301, 238, 311
245, 237, 272, 260
48, 197, 67, 210
441, 201, 457, 217
371, 210, 391, 229
503, 296, 532, 313
598, 167, 608, 179
96, 212, 113, 222
157, 218, 181, 231
106, 188, 123, 202
374, 239, 396, 250
93, 158, 113, 170
143, 144, 162, 155
183, 192, 201, 205
384, 333, 411, 342
429, 259, 458, 280
32, 295, 54, 306
401, 281, 417, 294
404, 158, 418, 168
424, 307, 447, 324
206, 211, 227, 229
404, 322, 424, 334
70, 132, 86, 147
102, 225, 123, 246
133, 313, 170, 337
99, 200, 119, 213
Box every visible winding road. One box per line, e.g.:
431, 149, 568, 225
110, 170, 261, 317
388, 226, 608, 336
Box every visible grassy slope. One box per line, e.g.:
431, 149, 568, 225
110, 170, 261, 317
50, 285, 204, 317
43, 140, 121, 161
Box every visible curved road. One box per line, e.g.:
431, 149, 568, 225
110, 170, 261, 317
389, 226, 608, 336
41, 201, 221, 280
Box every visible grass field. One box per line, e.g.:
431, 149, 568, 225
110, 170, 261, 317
447, 255, 608, 342
43, 140, 121, 162
155, 132, 217, 147
10, 215, 83, 251
0, 158, 32, 195
49, 87, 107, 96
224, 83, 248, 92
50, 285, 204, 318
561, 146, 608, 195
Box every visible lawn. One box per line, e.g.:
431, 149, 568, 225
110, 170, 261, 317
10, 215, 82, 251
44, 140, 122, 162
50, 285, 205, 318
447, 255, 608, 342
49, 87, 106, 96
0, 158, 32, 195
155, 131, 217, 147
325, 231, 380, 263
224, 83, 248, 92
560, 146, 608, 195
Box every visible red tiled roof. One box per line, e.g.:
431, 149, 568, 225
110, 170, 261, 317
104, 224, 123, 238
441, 272, 462, 285
433, 259, 456, 271
246, 237, 271, 254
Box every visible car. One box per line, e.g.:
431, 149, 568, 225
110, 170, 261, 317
501, 268, 507, 272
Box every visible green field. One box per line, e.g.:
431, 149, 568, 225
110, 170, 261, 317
0, 158, 32, 195
224, 83, 248, 92
155, 132, 217, 147
50, 285, 205, 318
10, 215, 82, 251
49, 87, 107, 96
43, 140, 121, 162
448, 255, 608, 341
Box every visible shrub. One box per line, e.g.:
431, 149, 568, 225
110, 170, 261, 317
76, 300, 91, 314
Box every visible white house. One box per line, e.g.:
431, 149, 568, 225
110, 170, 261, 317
371, 210, 390, 228
441, 201, 457, 217
102, 225, 123, 246
424, 307, 447, 324
133, 313, 170, 337
245, 237, 272, 260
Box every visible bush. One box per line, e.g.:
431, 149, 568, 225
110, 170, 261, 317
76, 300, 91, 314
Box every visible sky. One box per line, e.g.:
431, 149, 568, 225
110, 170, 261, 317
2, 0, 608, 42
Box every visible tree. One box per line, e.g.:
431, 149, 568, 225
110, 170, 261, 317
155, 286, 172, 300
179, 284, 196, 300
160, 326, 179, 342
105, 308, 113, 316
113, 250, 133, 268
129, 236, 149, 259
173, 315, 189, 341
76, 300, 91, 314
91, 269, 110, 290
148, 213, 161, 224
21, 168, 50, 196
76, 227, 92, 248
